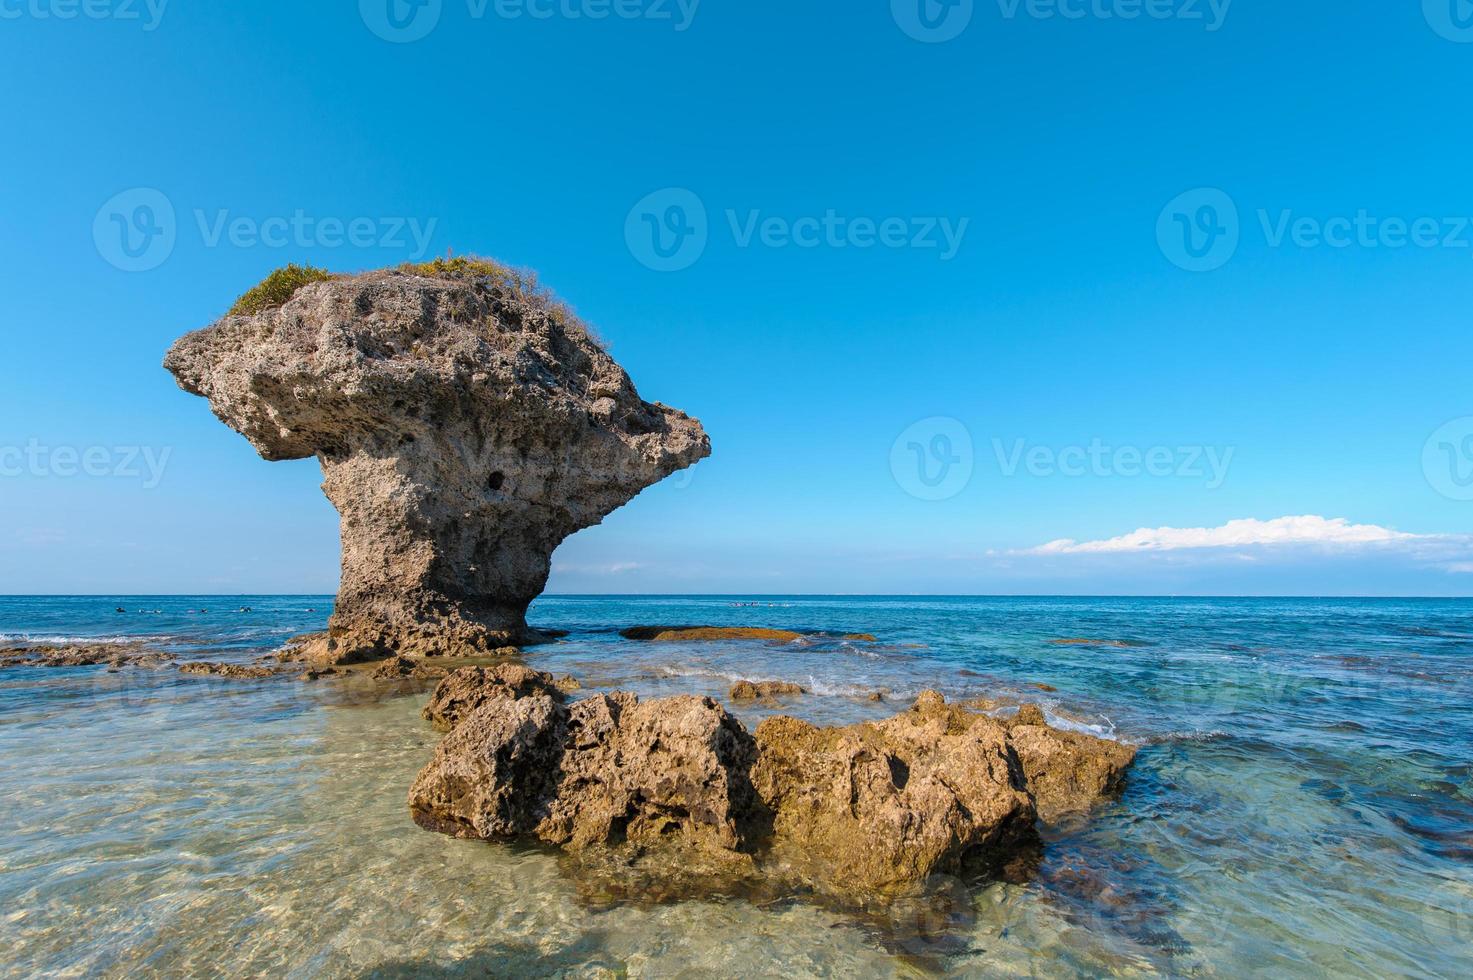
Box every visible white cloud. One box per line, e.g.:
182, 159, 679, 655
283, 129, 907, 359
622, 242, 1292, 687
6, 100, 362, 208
1028, 515, 1425, 555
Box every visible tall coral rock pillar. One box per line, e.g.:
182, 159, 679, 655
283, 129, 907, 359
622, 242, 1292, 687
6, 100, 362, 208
165, 266, 709, 661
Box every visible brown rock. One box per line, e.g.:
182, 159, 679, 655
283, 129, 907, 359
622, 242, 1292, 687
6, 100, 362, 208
729, 680, 805, 700
164, 263, 709, 662
179, 661, 290, 679
0, 643, 175, 669
750, 701, 1036, 896
370, 655, 449, 681
913, 689, 947, 711
1013, 704, 1046, 727
621, 626, 804, 642
841, 633, 879, 642
1008, 722, 1137, 823
421, 663, 568, 730
407, 681, 1137, 903
408, 691, 764, 860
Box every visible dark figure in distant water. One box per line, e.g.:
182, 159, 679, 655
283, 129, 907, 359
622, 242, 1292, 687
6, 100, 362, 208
115, 607, 125, 614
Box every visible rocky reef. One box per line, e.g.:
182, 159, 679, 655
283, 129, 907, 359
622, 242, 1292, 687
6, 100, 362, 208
0, 643, 175, 669
408, 667, 1135, 904
164, 261, 709, 663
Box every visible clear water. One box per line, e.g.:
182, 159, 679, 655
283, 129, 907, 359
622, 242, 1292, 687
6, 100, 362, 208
1, 595, 1470, 977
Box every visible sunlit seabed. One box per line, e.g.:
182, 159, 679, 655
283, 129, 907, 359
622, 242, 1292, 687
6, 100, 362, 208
1, 595, 1470, 977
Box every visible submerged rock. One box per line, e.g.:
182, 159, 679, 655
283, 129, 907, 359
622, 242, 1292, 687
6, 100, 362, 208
621, 626, 877, 644
179, 661, 292, 679
729, 680, 805, 700
621, 626, 805, 642
408, 685, 1135, 903
369, 655, 449, 681
165, 263, 709, 663
0, 644, 175, 669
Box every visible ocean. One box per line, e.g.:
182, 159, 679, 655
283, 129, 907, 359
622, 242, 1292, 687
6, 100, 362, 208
1, 594, 1469, 977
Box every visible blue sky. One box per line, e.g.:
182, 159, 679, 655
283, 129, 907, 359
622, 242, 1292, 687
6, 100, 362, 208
2, 0, 1472, 595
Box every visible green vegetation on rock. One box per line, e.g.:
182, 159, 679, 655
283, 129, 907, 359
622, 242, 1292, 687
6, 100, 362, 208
229, 263, 335, 316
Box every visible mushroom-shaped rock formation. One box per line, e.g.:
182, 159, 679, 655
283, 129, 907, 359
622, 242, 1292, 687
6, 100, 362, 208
165, 261, 709, 662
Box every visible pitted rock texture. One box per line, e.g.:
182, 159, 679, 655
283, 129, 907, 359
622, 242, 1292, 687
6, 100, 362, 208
165, 267, 709, 662
421, 663, 571, 730
408, 685, 1135, 902
409, 690, 765, 863
1005, 717, 1137, 823
750, 702, 1038, 895
729, 680, 805, 699
0, 644, 175, 669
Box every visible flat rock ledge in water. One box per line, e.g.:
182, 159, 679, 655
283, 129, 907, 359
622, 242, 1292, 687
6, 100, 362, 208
408, 667, 1136, 903
164, 265, 709, 664
0, 643, 176, 669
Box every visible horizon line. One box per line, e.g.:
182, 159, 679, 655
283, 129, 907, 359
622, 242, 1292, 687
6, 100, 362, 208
3, 592, 1471, 600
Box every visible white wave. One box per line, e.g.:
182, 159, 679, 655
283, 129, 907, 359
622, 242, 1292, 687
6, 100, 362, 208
0, 633, 144, 646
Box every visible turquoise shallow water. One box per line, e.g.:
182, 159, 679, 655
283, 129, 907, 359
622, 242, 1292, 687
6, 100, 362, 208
1, 595, 1470, 977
